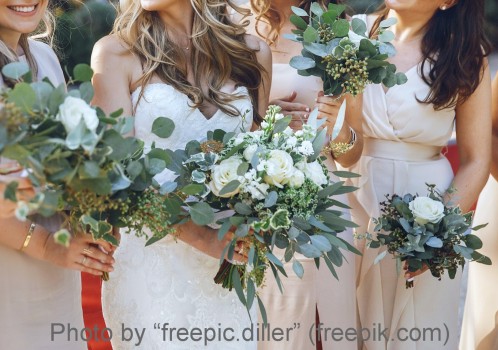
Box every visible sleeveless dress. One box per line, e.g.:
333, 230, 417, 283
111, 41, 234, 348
460, 176, 498, 350
0, 41, 86, 350
101, 83, 256, 350
256, 64, 357, 350
346, 15, 460, 350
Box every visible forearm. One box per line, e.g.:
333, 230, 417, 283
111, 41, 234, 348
0, 217, 49, 260
174, 221, 221, 259
332, 121, 363, 168
444, 159, 490, 213
491, 130, 498, 181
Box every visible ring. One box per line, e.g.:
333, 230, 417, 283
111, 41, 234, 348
81, 256, 87, 266
83, 247, 93, 256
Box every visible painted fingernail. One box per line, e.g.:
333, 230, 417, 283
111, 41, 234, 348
306, 107, 310, 112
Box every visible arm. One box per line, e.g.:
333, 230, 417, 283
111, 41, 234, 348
491, 73, 498, 181
444, 62, 492, 212
316, 93, 364, 168
254, 35, 272, 122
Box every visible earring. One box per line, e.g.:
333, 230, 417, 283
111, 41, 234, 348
440, 5, 448, 10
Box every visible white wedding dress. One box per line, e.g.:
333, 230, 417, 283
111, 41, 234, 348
102, 83, 256, 350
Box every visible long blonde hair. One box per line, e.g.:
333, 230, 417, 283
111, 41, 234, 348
114, 0, 265, 123
0, 11, 55, 85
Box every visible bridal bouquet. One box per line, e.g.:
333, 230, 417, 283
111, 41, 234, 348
0, 63, 179, 251
164, 105, 359, 319
367, 184, 491, 288
288, 2, 407, 96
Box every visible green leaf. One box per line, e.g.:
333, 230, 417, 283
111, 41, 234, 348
332, 170, 361, 178
48, 84, 67, 115
374, 250, 388, 264
396, 72, 408, 85
311, 128, 327, 161
359, 39, 377, 56
270, 209, 291, 230
380, 17, 397, 28
182, 183, 205, 195
310, 2, 324, 16
79, 81, 94, 103
31, 81, 53, 111
2, 62, 30, 80
73, 64, 94, 82
237, 162, 249, 176
292, 259, 304, 278
53, 229, 71, 247
383, 71, 397, 88
303, 42, 328, 57
219, 180, 241, 197
453, 245, 474, 260
151, 117, 175, 138
4, 181, 18, 202
351, 18, 367, 36
146, 158, 166, 175
310, 235, 332, 252
231, 267, 247, 304
290, 14, 308, 30
273, 116, 292, 134
37, 190, 60, 217
303, 26, 319, 43
379, 30, 395, 43
323, 254, 339, 280
290, 56, 316, 70
234, 202, 252, 215
190, 202, 214, 226
465, 234, 483, 250
332, 19, 350, 38
7, 82, 36, 112
291, 6, 308, 17
79, 161, 101, 179
299, 243, 322, 258
471, 251, 492, 265
318, 181, 345, 198
264, 191, 278, 208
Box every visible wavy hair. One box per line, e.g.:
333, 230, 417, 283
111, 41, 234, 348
0, 10, 54, 86
369, 0, 491, 110
250, 0, 339, 45
114, 0, 265, 123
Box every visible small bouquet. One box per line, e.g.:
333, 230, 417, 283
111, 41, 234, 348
164, 105, 360, 319
367, 184, 491, 288
0, 63, 181, 254
288, 2, 407, 97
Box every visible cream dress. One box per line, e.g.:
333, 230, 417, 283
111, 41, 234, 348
256, 64, 357, 350
460, 176, 498, 350
346, 17, 460, 348
0, 41, 86, 350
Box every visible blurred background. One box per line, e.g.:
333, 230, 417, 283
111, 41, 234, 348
52, 0, 497, 79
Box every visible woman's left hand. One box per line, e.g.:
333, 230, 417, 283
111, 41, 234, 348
316, 91, 345, 135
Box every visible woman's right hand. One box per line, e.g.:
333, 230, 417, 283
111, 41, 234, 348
270, 91, 310, 130
24, 225, 116, 276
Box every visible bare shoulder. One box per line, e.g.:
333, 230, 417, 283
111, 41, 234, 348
92, 34, 133, 62
244, 34, 270, 55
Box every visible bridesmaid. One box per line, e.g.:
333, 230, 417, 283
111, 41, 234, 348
0, 2, 115, 349
460, 72, 498, 350
346, 1, 491, 349
239, 1, 363, 349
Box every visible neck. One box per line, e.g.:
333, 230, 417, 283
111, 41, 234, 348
387, 9, 432, 43
0, 30, 22, 54
157, 3, 194, 37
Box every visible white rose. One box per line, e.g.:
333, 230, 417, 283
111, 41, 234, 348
243, 144, 258, 161
409, 196, 445, 225
263, 150, 295, 188
57, 96, 99, 134
348, 30, 366, 48
302, 160, 328, 187
209, 157, 243, 198
288, 169, 305, 188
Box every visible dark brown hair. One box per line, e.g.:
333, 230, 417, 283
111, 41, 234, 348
251, 0, 340, 45
370, 0, 491, 110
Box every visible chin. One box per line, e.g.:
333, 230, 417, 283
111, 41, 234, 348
384, 0, 413, 10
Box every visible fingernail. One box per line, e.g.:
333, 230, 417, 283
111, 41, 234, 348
306, 107, 310, 112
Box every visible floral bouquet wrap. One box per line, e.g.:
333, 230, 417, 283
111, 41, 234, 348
367, 184, 491, 288
162, 105, 360, 320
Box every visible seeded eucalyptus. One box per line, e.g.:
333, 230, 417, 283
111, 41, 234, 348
287, 2, 407, 96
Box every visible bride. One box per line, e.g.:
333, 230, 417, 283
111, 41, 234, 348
91, 0, 270, 348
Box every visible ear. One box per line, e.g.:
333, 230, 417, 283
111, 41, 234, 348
439, 0, 458, 11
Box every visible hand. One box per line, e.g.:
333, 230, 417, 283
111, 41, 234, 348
316, 91, 346, 136
24, 226, 117, 276
270, 91, 310, 130
403, 261, 430, 279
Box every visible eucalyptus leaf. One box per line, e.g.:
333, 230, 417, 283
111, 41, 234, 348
292, 259, 304, 278
290, 56, 316, 70
190, 202, 215, 226
73, 64, 94, 82
2, 62, 30, 80
151, 117, 175, 138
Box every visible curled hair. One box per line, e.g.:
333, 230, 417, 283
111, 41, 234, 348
0, 10, 54, 86
250, 0, 338, 45
370, 0, 491, 110
114, 0, 265, 124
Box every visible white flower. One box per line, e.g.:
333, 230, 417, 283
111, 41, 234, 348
297, 140, 314, 156
283, 127, 294, 136
409, 197, 445, 225
243, 144, 258, 161
233, 133, 246, 146
57, 96, 99, 134
275, 113, 285, 121
263, 150, 295, 188
286, 136, 298, 148
250, 130, 263, 141
245, 181, 270, 200
288, 169, 305, 188
261, 121, 269, 129
209, 157, 243, 198
301, 160, 328, 187
348, 30, 367, 48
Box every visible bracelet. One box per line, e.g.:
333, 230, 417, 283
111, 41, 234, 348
20, 222, 36, 252
329, 127, 357, 158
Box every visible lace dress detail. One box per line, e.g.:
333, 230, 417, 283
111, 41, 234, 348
102, 83, 256, 349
